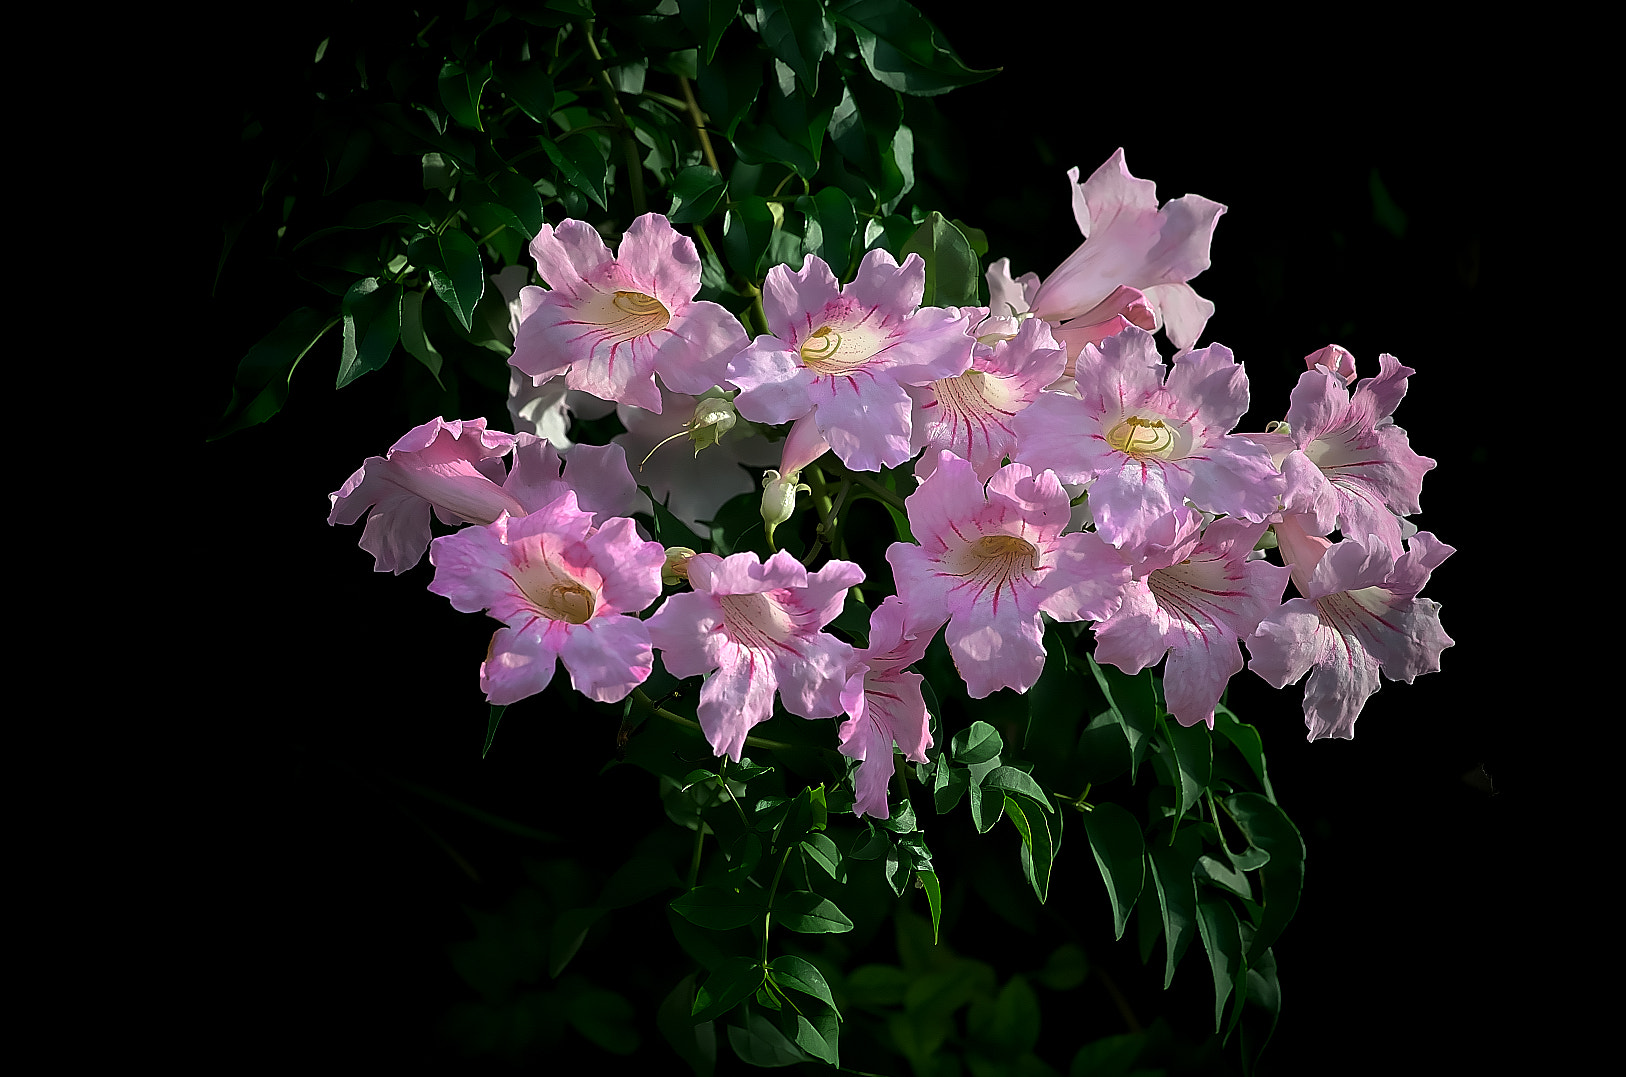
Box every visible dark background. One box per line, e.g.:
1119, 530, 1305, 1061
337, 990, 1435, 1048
189, 5, 1546, 1073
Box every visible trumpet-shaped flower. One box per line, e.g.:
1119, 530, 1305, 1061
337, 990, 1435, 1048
1243, 353, 1435, 558
509, 213, 746, 413
837, 596, 938, 819
728, 251, 973, 471
1247, 515, 1454, 741
887, 452, 1130, 698
1027, 149, 1225, 351
1092, 512, 1290, 728
1012, 328, 1282, 551
909, 316, 1068, 482
329, 418, 640, 573
427, 492, 667, 705
646, 550, 864, 761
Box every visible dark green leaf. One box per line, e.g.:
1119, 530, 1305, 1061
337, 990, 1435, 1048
769, 954, 838, 1010
1160, 715, 1213, 822
678, 0, 742, 65
830, 0, 1000, 96
898, 211, 978, 307
848, 826, 889, 860
983, 766, 1052, 809
1196, 854, 1253, 902
1068, 1031, 1146, 1077
540, 132, 609, 209
657, 974, 717, 1077
213, 307, 337, 438
800, 833, 843, 879
669, 165, 728, 223
1215, 704, 1275, 801
439, 60, 492, 131
1087, 654, 1158, 779
1241, 946, 1282, 1072
796, 187, 858, 279
918, 869, 942, 943
932, 760, 969, 814
500, 65, 555, 123
969, 782, 1004, 833
548, 906, 604, 977
728, 1008, 806, 1066
973, 973, 1040, 1057
693, 956, 766, 1021
722, 195, 775, 279
788, 1005, 839, 1066
1004, 793, 1058, 903
1148, 826, 1202, 988
337, 277, 402, 388
1196, 893, 1246, 1033
756, 0, 833, 93
399, 290, 445, 387
670, 885, 769, 930
481, 704, 505, 759
491, 171, 545, 238
1222, 793, 1305, 961
1081, 802, 1144, 940
772, 890, 853, 933
408, 231, 485, 332
566, 986, 640, 1054
697, 42, 762, 140
951, 720, 1002, 765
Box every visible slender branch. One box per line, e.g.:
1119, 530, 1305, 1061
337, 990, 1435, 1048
678, 75, 721, 174
581, 19, 646, 215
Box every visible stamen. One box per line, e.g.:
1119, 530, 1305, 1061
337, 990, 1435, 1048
800, 326, 841, 363
1105, 415, 1176, 457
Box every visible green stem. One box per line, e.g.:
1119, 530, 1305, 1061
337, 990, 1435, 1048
581, 19, 645, 215
827, 460, 909, 512
629, 688, 794, 751
762, 844, 793, 965
677, 75, 721, 174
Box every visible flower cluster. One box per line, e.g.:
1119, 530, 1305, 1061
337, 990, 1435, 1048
328, 151, 1453, 818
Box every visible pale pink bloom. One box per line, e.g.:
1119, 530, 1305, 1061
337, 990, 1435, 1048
646, 551, 864, 761
1092, 512, 1290, 729
1304, 344, 1357, 386
328, 418, 638, 573
909, 316, 1068, 482
1027, 149, 1225, 351
1247, 514, 1454, 741
981, 262, 1153, 370
837, 596, 938, 819
1242, 354, 1435, 558
427, 492, 667, 704
728, 251, 974, 471
613, 384, 780, 532
509, 213, 746, 413
1012, 328, 1282, 551
886, 452, 1130, 698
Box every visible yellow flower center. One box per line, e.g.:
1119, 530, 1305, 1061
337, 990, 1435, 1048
1105, 415, 1177, 457
970, 533, 1040, 569
527, 580, 596, 624
797, 322, 887, 376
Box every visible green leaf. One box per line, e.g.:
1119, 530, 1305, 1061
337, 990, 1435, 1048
772, 890, 854, 933
1196, 893, 1246, 1033
439, 60, 492, 131
969, 782, 1004, 833
1241, 946, 1282, 1072
669, 165, 728, 223
830, 0, 1000, 96
983, 766, 1052, 809
788, 1005, 840, 1066
1215, 705, 1275, 801
697, 40, 762, 140
399, 290, 445, 387
1087, 654, 1158, 779
1160, 715, 1213, 823
973, 973, 1040, 1057
408, 231, 485, 332
1068, 1032, 1146, 1077
1196, 854, 1253, 902
658, 974, 717, 1077
1004, 793, 1058, 903
548, 906, 604, 978
756, 0, 834, 94
932, 761, 969, 814
1221, 793, 1305, 961
491, 171, 545, 238
294, 201, 433, 248
898, 211, 978, 307
540, 132, 609, 209
481, 704, 505, 759
566, 986, 641, 1054
951, 720, 1003, 765
678, 0, 741, 64
800, 833, 843, 880
213, 307, 337, 438
337, 277, 402, 388
500, 64, 555, 123
670, 885, 769, 930
693, 956, 767, 1021
727, 1008, 806, 1066
1081, 802, 1144, 940
1148, 826, 1202, 989
796, 187, 858, 279
768, 955, 839, 1010
723, 195, 776, 279
918, 868, 942, 943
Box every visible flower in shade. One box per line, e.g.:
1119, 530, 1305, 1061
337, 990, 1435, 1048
886, 452, 1130, 698
646, 550, 863, 761
1027, 149, 1225, 351
427, 492, 667, 704
1092, 512, 1290, 728
509, 213, 746, 413
727, 250, 973, 471
1012, 328, 1282, 551
1247, 514, 1454, 741
909, 316, 1068, 482
328, 417, 640, 573
837, 596, 938, 819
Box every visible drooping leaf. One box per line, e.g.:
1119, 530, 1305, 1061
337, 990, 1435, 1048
213, 307, 337, 437
728, 1008, 807, 1066
1215, 704, 1276, 801
769, 954, 839, 1010
772, 890, 854, 933
800, 832, 843, 880
1196, 893, 1246, 1033
670, 885, 769, 930
1081, 801, 1144, 940
399, 290, 445, 387
951, 720, 1002, 765
408, 231, 485, 332
658, 974, 717, 1077
669, 165, 728, 223
1148, 825, 1202, 988
898, 211, 977, 307
1087, 654, 1158, 779
796, 187, 858, 279
1159, 715, 1213, 823
723, 195, 776, 279
337, 277, 402, 388
693, 956, 767, 1021
439, 60, 492, 131
982, 766, 1052, 809
500, 64, 555, 123
1221, 792, 1305, 961
829, 0, 999, 96
917, 868, 942, 943
481, 704, 505, 759
755, 0, 834, 94
540, 132, 609, 209
1004, 792, 1059, 902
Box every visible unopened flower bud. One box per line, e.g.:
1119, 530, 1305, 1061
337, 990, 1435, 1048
760, 469, 810, 548
662, 546, 697, 585
689, 395, 738, 454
